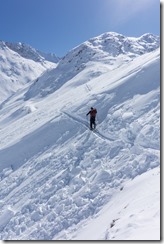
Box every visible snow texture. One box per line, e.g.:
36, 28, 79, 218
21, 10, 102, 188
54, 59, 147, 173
0, 41, 58, 104
0, 32, 160, 240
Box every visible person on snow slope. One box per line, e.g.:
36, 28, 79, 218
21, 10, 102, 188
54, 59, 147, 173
86, 107, 97, 130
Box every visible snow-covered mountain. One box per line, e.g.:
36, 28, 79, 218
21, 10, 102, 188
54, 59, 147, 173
5, 42, 60, 63
0, 32, 160, 240
24, 32, 159, 100
0, 41, 59, 104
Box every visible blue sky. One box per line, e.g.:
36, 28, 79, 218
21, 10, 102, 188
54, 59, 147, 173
0, 0, 160, 57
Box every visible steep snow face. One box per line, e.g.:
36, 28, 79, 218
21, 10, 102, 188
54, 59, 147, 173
0, 41, 58, 104
0, 45, 160, 240
24, 32, 159, 100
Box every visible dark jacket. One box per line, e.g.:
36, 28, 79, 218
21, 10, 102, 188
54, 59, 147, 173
87, 108, 97, 118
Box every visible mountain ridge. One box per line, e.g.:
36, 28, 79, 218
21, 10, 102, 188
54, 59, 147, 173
0, 40, 58, 104
1, 40, 60, 63
24, 32, 160, 100
0, 32, 160, 104
0, 32, 160, 240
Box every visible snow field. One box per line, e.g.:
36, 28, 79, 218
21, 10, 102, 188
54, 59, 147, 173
0, 39, 160, 240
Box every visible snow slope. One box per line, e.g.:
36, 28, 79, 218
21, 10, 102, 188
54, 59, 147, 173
55, 167, 160, 240
24, 32, 159, 100
0, 41, 58, 104
0, 33, 160, 240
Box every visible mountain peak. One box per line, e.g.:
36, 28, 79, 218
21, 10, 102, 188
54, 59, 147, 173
0, 33, 160, 240
66, 32, 159, 62
24, 32, 160, 100
138, 33, 160, 43
88, 32, 159, 55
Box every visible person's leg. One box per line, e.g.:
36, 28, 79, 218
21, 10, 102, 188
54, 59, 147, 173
90, 117, 96, 130
93, 117, 96, 129
90, 119, 93, 130
92, 117, 96, 129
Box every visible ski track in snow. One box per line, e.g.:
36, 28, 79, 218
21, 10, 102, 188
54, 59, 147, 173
62, 111, 116, 141
0, 35, 160, 240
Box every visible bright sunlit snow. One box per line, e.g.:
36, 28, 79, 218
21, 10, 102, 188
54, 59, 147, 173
0, 32, 160, 240
0, 41, 58, 104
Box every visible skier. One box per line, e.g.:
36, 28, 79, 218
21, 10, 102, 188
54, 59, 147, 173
86, 107, 97, 130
